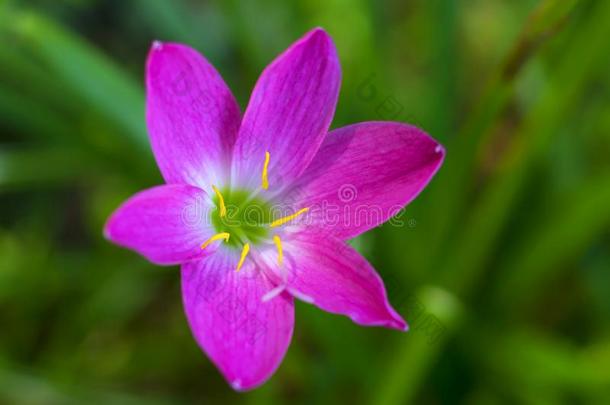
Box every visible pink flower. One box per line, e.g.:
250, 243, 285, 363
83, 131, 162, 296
104, 28, 444, 391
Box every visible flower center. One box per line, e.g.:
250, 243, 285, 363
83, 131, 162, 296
210, 188, 273, 248
201, 152, 311, 272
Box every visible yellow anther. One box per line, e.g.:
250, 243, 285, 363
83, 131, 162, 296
273, 235, 283, 266
201, 232, 230, 249
261, 151, 270, 190
270, 207, 310, 228
236, 243, 250, 272
211, 185, 227, 217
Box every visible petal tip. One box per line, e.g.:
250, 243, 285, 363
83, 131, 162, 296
301, 26, 335, 50
102, 215, 116, 241
433, 142, 446, 171
230, 379, 244, 392
393, 317, 409, 332
382, 298, 408, 331
102, 224, 111, 241
383, 309, 408, 331
226, 376, 268, 392
151, 40, 163, 51
309, 26, 329, 37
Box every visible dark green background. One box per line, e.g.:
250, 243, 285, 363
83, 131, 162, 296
1, 0, 609, 404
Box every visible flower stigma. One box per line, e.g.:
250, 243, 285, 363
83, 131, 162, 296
210, 188, 272, 248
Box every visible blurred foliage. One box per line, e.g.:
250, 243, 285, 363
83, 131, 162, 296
1, 0, 609, 404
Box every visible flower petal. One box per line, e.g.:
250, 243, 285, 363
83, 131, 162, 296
231, 28, 341, 191
285, 122, 444, 239
181, 252, 294, 391
278, 233, 406, 330
104, 185, 214, 265
146, 42, 241, 188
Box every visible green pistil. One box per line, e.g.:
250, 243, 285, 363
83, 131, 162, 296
210, 188, 273, 248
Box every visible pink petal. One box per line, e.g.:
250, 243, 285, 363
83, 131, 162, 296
231, 28, 341, 191
278, 233, 406, 330
285, 122, 444, 239
181, 252, 294, 391
104, 185, 214, 265
146, 42, 241, 189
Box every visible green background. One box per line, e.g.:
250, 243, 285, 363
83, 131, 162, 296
1, 0, 610, 404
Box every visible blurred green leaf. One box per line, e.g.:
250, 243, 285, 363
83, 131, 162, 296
0, 147, 96, 190
426, 0, 584, 274
0, 363, 176, 405
494, 171, 610, 311
374, 286, 463, 405
467, 328, 610, 399
4, 10, 148, 151
440, 0, 610, 296
0, 87, 74, 143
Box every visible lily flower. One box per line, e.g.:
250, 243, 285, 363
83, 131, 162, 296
104, 28, 444, 391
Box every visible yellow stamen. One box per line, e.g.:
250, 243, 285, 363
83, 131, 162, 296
211, 185, 227, 217
269, 207, 310, 228
261, 151, 270, 190
236, 243, 250, 271
273, 235, 283, 266
201, 232, 230, 249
